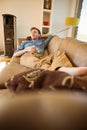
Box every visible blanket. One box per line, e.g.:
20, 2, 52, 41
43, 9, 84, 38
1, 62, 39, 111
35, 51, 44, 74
5, 69, 87, 93
20, 50, 73, 70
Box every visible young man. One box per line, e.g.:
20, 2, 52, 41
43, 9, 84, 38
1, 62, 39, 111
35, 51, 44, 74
13, 27, 53, 57
13, 27, 87, 76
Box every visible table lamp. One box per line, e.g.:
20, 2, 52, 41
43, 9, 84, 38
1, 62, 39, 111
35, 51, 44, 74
65, 17, 80, 27
65, 17, 80, 37
51, 17, 80, 36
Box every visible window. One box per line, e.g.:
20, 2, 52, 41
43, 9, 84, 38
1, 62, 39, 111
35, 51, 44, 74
76, 0, 87, 42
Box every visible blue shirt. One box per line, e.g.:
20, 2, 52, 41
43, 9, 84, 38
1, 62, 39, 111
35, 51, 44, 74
16, 35, 53, 54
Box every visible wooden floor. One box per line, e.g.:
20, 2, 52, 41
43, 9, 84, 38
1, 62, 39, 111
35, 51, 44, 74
0, 62, 6, 72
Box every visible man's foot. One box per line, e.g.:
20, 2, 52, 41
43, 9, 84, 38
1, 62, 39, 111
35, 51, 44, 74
58, 67, 87, 76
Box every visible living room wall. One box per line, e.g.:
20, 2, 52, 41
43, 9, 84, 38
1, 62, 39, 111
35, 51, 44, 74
0, 0, 76, 51
0, 0, 42, 50
51, 0, 76, 37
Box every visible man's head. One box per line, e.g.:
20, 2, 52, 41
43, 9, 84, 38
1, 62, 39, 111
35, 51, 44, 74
30, 27, 41, 40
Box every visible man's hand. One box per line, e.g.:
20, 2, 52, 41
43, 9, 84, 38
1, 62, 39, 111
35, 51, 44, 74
24, 46, 38, 53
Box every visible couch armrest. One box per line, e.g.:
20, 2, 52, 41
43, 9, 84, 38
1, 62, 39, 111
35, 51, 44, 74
10, 56, 20, 64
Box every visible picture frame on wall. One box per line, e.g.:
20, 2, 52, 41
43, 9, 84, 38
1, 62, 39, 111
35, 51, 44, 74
43, 0, 52, 10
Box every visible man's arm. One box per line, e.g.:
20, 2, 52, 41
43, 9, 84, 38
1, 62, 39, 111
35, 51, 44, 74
13, 49, 26, 57
44, 35, 54, 47
13, 46, 38, 57
13, 41, 25, 57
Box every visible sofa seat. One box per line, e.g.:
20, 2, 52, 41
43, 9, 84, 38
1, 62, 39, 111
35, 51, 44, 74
0, 91, 87, 130
0, 89, 15, 98
0, 35, 87, 129
0, 35, 87, 92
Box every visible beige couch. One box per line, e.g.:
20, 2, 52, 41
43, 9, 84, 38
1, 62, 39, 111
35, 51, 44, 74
0, 36, 87, 129
0, 35, 87, 86
0, 36, 87, 90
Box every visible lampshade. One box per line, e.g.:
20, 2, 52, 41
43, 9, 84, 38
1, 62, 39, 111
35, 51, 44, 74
65, 17, 80, 27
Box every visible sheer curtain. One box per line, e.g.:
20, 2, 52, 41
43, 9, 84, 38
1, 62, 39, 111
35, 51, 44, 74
76, 0, 87, 42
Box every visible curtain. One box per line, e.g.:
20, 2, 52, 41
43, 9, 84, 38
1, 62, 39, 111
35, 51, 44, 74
73, 0, 83, 38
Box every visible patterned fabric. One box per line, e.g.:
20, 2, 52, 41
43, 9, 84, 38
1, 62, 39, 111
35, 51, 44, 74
5, 69, 87, 93
5, 69, 43, 93
20, 50, 73, 70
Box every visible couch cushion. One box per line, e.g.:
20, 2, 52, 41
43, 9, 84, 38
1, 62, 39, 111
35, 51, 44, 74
59, 37, 87, 67
10, 56, 20, 64
0, 92, 87, 130
49, 50, 73, 70
0, 62, 31, 85
47, 36, 63, 54
0, 89, 15, 98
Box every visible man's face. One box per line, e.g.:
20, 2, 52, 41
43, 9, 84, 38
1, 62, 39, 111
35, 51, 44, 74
31, 29, 40, 40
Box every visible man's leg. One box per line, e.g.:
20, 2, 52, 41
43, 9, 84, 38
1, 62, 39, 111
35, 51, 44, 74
58, 67, 87, 76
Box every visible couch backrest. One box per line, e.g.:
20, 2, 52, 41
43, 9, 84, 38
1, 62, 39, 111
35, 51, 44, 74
17, 36, 87, 67
59, 37, 87, 67
50, 37, 87, 67
17, 38, 26, 47
47, 36, 63, 54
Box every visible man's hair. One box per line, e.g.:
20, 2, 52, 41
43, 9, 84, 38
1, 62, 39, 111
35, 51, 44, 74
30, 27, 41, 35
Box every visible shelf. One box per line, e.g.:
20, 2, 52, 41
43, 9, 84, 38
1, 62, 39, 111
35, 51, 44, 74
42, 25, 50, 28
2, 14, 16, 57
42, 27, 49, 34
43, 12, 51, 26
42, 0, 52, 34
43, 9, 51, 12
43, 0, 52, 10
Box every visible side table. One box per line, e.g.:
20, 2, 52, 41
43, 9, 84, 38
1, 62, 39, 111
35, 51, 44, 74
0, 56, 11, 64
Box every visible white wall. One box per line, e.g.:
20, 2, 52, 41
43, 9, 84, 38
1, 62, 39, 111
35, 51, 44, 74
51, 0, 76, 37
0, 0, 42, 50
0, 0, 76, 51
